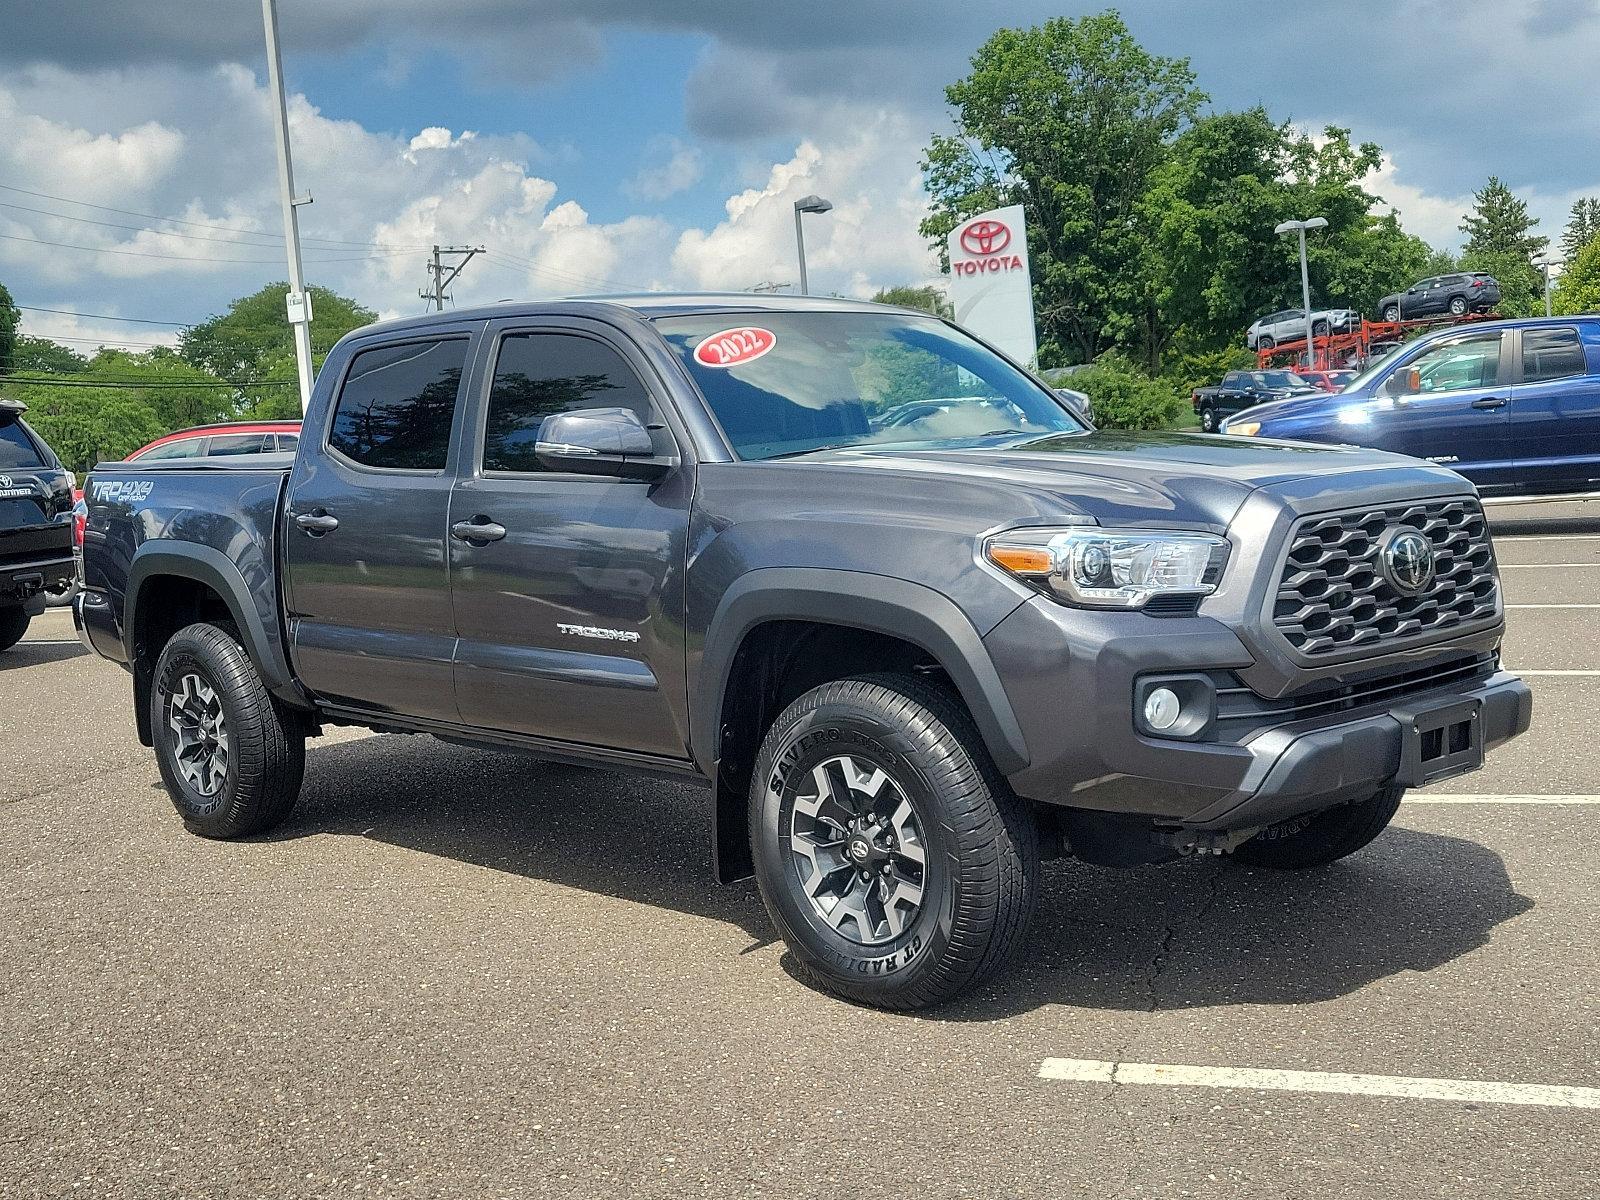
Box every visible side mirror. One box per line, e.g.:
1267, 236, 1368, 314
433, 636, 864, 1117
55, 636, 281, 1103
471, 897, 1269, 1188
1055, 388, 1094, 428
1382, 368, 1422, 398
535, 407, 675, 480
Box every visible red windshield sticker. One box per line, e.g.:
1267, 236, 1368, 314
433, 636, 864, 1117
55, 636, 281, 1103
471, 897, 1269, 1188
693, 326, 776, 368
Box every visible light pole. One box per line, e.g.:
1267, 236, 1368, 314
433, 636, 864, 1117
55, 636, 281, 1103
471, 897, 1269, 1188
793, 195, 833, 295
1275, 217, 1328, 370
261, 0, 315, 413
1532, 254, 1562, 317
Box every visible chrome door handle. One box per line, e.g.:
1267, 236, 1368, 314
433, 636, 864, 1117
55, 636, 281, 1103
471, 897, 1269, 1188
295, 510, 339, 535
451, 518, 507, 543
1470, 396, 1507, 410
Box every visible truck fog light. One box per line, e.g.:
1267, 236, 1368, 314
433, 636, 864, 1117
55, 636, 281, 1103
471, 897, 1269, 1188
1143, 687, 1181, 731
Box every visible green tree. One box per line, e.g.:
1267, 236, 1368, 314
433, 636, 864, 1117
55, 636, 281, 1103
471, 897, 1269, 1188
180, 281, 376, 384
871, 285, 953, 318
80, 348, 233, 430
7, 382, 166, 470
921, 11, 1205, 368
10, 335, 89, 375
0, 281, 18, 373
1457, 177, 1547, 316
1552, 235, 1600, 314
1561, 197, 1600, 263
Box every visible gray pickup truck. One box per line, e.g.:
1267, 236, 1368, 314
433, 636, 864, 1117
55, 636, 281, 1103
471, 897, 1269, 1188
76, 294, 1531, 1009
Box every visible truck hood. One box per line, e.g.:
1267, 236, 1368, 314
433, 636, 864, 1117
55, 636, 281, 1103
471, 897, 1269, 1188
788, 430, 1430, 529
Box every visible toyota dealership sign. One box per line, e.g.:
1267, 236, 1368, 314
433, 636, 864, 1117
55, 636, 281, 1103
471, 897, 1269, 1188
947, 204, 1037, 368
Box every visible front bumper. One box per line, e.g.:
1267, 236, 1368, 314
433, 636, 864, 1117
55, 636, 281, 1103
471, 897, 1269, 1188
983, 595, 1530, 833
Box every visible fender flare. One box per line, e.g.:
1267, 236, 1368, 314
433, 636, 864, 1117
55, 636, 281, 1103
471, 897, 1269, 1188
693, 567, 1030, 777
126, 541, 299, 697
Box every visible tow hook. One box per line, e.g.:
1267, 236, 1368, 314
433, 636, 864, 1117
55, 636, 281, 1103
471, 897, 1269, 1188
1154, 826, 1262, 858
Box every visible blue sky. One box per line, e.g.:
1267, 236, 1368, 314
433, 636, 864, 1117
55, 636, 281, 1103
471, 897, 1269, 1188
2, 2, 1598, 353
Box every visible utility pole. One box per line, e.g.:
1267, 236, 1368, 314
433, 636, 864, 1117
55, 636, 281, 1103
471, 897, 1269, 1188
1275, 217, 1328, 371
420, 245, 483, 310
261, 0, 315, 413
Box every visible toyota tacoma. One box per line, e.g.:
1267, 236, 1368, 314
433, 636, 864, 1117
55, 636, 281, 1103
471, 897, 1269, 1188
74, 295, 1531, 1009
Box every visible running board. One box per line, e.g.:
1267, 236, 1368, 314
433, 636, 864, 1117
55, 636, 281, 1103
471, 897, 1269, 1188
1481, 490, 1600, 507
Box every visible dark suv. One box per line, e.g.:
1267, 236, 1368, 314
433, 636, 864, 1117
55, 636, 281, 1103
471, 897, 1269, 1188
0, 399, 76, 651
1377, 273, 1500, 323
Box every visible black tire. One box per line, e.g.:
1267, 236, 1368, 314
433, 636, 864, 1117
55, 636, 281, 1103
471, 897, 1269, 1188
0, 607, 28, 651
1449, 295, 1468, 316
1384, 305, 1401, 323
1258, 335, 1275, 350
150, 622, 305, 838
1312, 319, 1329, 338
1200, 404, 1219, 433
750, 674, 1038, 1009
1232, 786, 1403, 870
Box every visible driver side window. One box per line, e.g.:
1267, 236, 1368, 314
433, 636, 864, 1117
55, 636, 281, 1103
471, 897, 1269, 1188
1396, 336, 1502, 395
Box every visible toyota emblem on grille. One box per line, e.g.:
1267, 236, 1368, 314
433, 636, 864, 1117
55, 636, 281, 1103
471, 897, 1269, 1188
1381, 528, 1436, 594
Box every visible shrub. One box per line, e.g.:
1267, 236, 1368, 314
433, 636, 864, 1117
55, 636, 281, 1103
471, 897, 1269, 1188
1066, 352, 1184, 430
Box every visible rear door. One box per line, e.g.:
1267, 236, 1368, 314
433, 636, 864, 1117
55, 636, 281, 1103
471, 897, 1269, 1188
282, 328, 477, 721
1366, 329, 1514, 489
1508, 323, 1600, 494
447, 318, 692, 757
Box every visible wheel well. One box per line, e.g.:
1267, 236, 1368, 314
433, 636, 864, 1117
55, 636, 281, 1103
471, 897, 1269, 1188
710, 620, 945, 882
130, 574, 235, 746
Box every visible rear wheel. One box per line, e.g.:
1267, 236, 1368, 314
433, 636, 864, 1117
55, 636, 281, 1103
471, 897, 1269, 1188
750, 674, 1038, 1009
1232, 786, 1403, 869
151, 622, 305, 838
0, 607, 28, 651
1449, 295, 1468, 316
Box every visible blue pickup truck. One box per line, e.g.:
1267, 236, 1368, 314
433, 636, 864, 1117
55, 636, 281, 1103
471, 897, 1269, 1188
1224, 316, 1600, 501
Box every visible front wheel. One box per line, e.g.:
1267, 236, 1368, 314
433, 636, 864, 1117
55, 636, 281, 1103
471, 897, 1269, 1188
1258, 336, 1275, 350
0, 607, 28, 651
1199, 404, 1219, 433
750, 675, 1038, 1009
1231, 786, 1403, 869
1312, 319, 1330, 338
1384, 305, 1401, 323
151, 622, 306, 838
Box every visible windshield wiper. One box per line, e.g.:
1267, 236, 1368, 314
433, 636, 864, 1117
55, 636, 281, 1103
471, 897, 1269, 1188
764, 444, 856, 461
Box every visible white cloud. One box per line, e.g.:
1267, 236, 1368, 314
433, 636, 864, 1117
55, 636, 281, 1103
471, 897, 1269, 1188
626, 137, 704, 202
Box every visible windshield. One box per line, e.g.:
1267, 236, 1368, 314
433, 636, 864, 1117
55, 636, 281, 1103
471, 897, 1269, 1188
1257, 371, 1312, 389
655, 311, 1085, 461
1343, 343, 1411, 393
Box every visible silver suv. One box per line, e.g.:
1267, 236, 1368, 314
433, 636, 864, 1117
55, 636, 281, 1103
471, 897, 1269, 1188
1246, 307, 1358, 350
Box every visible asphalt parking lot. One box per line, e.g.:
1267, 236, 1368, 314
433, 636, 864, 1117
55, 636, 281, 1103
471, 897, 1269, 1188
2, 503, 1596, 1199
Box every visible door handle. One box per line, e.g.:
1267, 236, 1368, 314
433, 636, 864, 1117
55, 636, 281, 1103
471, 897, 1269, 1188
451, 517, 507, 544
1470, 396, 1508, 410
294, 509, 339, 535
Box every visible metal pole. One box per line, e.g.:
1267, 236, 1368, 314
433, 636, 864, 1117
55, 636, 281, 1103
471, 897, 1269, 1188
261, 0, 314, 413
794, 208, 809, 296
431, 246, 443, 311
1298, 226, 1315, 371
1543, 260, 1553, 318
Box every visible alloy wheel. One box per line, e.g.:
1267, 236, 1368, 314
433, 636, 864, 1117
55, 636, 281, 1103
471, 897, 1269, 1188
788, 754, 927, 945
168, 672, 230, 796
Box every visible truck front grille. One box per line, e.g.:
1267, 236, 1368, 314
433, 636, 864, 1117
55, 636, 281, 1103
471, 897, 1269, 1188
1273, 497, 1498, 657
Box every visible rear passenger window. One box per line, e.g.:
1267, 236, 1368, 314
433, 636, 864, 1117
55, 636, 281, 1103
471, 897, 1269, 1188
0, 421, 45, 469
276, 433, 299, 452
208, 433, 270, 456
1522, 327, 1586, 383
329, 339, 468, 470
482, 333, 657, 474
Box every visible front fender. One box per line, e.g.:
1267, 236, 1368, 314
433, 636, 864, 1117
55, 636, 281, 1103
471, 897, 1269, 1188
692, 567, 1030, 776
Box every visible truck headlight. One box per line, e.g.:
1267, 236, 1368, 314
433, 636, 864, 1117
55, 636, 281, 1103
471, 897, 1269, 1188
1225, 420, 1260, 436
985, 528, 1228, 609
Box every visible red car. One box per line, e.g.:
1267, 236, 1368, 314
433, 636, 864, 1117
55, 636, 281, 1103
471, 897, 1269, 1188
126, 420, 301, 462
1293, 370, 1356, 393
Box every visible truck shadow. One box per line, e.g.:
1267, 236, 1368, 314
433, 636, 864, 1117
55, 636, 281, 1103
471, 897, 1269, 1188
0, 641, 88, 670
285, 734, 1532, 1017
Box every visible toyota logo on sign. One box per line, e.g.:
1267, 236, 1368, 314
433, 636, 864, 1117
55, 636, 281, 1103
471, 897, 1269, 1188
960, 219, 1011, 256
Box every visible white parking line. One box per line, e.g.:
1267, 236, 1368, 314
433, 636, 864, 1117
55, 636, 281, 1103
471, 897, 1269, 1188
1499, 562, 1600, 568
1512, 670, 1600, 676
1493, 533, 1600, 542
1037, 1059, 1600, 1109
1506, 604, 1600, 609
1408, 794, 1600, 804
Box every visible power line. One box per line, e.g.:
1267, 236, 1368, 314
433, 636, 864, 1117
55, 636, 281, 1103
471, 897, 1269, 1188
0, 231, 412, 265
0, 180, 423, 250
14, 304, 189, 326
479, 250, 643, 296
0, 200, 429, 253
